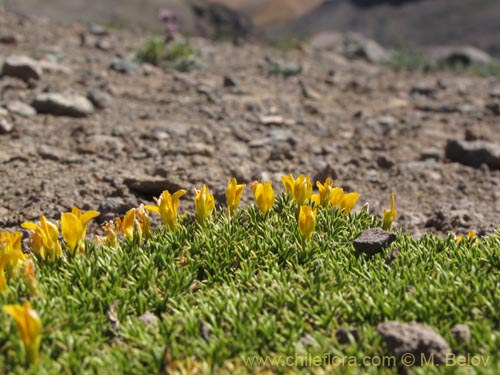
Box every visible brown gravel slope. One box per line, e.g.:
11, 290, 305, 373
0, 8, 499, 237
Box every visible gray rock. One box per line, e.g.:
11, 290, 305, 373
98, 196, 138, 222
78, 134, 124, 156
0, 33, 22, 44
38, 60, 72, 75
124, 175, 184, 196
343, 32, 389, 63
420, 147, 441, 161
445, 139, 500, 170
88, 89, 112, 109
2, 55, 42, 81
32, 93, 95, 117
6, 101, 36, 117
223, 75, 238, 88
377, 321, 451, 365
311, 31, 388, 63
0, 117, 14, 134
486, 102, 500, 116
450, 324, 471, 344
376, 155, 395, 169
110, 57, 142, 75
353, 228, 397, 255
37, 145, 67, 161
88, 24, 110, 37
96, 40, 113, 52
427, 46, 492, 67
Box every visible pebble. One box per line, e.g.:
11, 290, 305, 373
377, 321, 451, 366
353, 228, 397, 255
32, 92, 95, 117
445, 139, 500, 170
123, 175, 184, 196
6, 101, 36, 117
2, 55, 42, 81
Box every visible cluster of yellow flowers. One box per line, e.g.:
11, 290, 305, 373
0, 231, 42, 364
0, 174, 394, 364
95, 176, 376, 246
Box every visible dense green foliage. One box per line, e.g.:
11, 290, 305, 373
1, 194, 499, 374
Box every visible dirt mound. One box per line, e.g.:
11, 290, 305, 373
0, 8, 499, 236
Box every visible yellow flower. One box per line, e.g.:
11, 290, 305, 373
146, 189, 187, 231
382, 193, 397, 230
281, 174, 295, 195
21, 216, 62, 260
456, 229, 478, 245
298, 206, 317, 239
195, 185, 215, 224
60, 208, 100, 255
101, 220, 119, 247
0, 231, 28, 292
250, 181, 275, 215
467, 229, 478, 241
226, 178, 246, 214
3, 301, 42, 364
339, 192, 360, 214
311, 194, 321, 207
117, 208, 136, 240
330, 187, 344, 207
23, 259, 41, 297
316, 178, 334, 207
293, 175, 313, 206
136, 204, 152, 239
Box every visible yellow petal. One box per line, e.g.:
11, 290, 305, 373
299, 205, 317, 239
80, 210, 100, 227
144, 205, 160, 214
281, 174, 295, 195
3, 301, 42, 363
121, 209, 136, 239
21, 222, 41, 232
61, 213, 84, 253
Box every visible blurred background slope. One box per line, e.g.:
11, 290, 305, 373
2, 0, 499, 55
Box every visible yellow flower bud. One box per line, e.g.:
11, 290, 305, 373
316, 178, 334, 207
250, 181, 275, 215
226, 178, 246, 214
298, 205, 317, 239
195, 185, 215, 224
293, 175, 313, 206
382, 193, 397, 230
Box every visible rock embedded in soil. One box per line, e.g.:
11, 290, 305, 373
1, 55, 42, 81
420, 147, 441, 161
0, 116, 14, 134
32, 92, 95, 117
110, 57, 142, 75
123, 175, 184, 196
377, 321, 451, 366
88, 89, 112, 109
486, 102, 500, 116
427, 46, 492, 67
353, 228, 397, 256
445, 139, 500, 170
98, 197, 138, 222
6, 101, 36, 117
